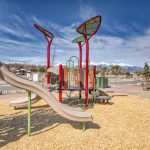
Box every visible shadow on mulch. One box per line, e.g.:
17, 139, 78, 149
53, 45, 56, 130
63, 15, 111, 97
0, 106, 99, 148
62, 93, 95, 109
63, 93, 115, 108
93, 100, 114, 105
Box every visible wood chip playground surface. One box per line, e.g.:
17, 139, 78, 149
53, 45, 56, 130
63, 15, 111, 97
0, 92, 150, 150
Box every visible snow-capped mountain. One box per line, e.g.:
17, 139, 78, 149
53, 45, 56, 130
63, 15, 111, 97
90, 62, 142, 72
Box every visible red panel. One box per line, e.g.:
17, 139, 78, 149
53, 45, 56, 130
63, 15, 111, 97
74, 69, 79, 87
80, 68, 85, 89
34, 24, 54, 39
63, 68, 68, 90
89, 69, 94, 88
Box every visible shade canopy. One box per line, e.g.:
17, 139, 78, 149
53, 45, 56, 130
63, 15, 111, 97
77, 16, 101, 36
34, 24, 54, 40
72, 35, 91, 43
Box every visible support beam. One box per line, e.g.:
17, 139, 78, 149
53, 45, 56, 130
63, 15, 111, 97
47, 39, 53, 84
84, 35, 89, 106
78, 42, 82, 68
78, 42, 82, 99
28, 91, 31, 136
59, 64, 62, 102
93, 66, 96, 89
82, 122, 86, 131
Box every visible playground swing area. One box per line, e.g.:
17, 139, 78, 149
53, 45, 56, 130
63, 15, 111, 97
0, 15, 150, 150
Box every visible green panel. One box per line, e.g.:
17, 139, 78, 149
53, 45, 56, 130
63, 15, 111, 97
77, 16, 101, 36
96, 76, 108, 88
101, 77, 104, 88
96, 76, 101, 88
72, 35, 90, 43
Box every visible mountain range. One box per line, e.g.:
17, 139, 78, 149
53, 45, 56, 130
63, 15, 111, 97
90, 62, 142, 72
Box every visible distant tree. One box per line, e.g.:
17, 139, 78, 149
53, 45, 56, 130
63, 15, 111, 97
111, 65, 122, 85
143, 63, 150, 84
0, 61, 2, 67
111, 65, 122, 76
135, 70, 142, 76
39, 67, 46, 73
101, 67, 107, 76
125, 71, 133, 79
31, 67, 38, 73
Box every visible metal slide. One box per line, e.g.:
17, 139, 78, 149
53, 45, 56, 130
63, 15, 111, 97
0, 65, 92, 122
9, 86, 56, 108
47, 66, 59, 75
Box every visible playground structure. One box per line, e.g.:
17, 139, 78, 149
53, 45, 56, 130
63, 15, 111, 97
0, 16, 112, 136
9, 16, 103, 108
43, 16, 102, 106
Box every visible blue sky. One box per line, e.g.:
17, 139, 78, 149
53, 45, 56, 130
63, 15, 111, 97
0, 0, 150, 67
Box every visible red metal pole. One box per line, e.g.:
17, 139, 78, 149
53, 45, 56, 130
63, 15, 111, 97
93, 66, 96, 88
78, 42, 82, 68
84, 35, 89, 106
47, 39, 53, 84
78, 42, 82, 99
59, 64, 62, 102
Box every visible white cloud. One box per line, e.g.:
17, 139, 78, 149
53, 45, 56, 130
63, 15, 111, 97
0, 14, 37, 39
0, 24, 35, 39
0, 13, 80, 65
0, 12, 149, 67
87, 28, 150, 67
103, 21, 133, 35
79, 2, 96, 20
90, 61, 134, 67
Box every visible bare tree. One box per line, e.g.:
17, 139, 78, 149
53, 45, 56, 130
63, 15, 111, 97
111, 65, 122, 85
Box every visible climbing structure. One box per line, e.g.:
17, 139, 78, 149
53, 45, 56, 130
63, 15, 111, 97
34, 16, 102, 107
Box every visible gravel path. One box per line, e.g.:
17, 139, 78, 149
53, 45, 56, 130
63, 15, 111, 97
103, 84, 150, 100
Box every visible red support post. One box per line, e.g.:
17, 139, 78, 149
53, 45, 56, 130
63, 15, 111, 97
78, 42, 82, 99
102, 99, 106, 105
84, 35, 89, 106
59, 64, 62, 102
78, 42, 82, 68
93, 66, 96, 88
47, 39, 53, 84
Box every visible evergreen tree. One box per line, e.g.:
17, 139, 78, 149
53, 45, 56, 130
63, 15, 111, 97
143, 63, 150, 84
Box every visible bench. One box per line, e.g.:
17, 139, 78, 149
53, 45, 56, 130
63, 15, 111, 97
142, 84, 150, 91
96, 96, 112, 104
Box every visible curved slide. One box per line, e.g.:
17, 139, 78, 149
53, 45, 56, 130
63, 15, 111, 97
47, 66, 59, 75
9, 86, 56, 108
9, 94, 41, 108
0, 65, 92, 122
